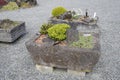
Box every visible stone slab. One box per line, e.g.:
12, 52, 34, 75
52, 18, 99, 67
0, 21, 26, 42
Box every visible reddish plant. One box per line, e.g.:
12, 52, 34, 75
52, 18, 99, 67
0, 0, 7, 6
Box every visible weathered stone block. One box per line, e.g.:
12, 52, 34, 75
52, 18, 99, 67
0, 21, 26, 42
26, 30, 100, 72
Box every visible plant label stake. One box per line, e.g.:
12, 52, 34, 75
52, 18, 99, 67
85, 9, 89, 17
93, 12, 96, 18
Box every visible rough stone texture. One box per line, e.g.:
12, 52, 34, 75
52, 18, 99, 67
49, 18, 98, 27
0, 0, 120, 80
0, 22, 26, 42
66, 29, 79, 43
49, 18, 100, 34
26, 32, 100, 72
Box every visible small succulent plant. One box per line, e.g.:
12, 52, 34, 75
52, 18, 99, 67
47, 23, 70, 41
70, 35, 93, 48
40, 23, 54, 34
52, 6, 67, 17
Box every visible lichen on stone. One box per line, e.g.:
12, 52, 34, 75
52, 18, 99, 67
0, 19, 19, 29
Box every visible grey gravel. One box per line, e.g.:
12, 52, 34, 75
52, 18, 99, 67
0, 0, 120, 80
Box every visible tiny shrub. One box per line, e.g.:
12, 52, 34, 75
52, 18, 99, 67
40, 23, 54, 34
52, 6, 67, 17
47, 23, 70, 41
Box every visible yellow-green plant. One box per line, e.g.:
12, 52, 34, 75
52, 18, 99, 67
40, 23, 54, 34
70, 36, 93, 48
47, 23, 70, 41
52, 6, 67, 17
2, 2, 19, 10
20, 2, 31, 8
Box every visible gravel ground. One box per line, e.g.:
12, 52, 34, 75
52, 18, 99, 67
0, 0, 120, 80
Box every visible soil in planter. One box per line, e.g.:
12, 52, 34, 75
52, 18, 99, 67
0, 19, 19, 29
35, 34, 47, 44
35, 34, 67, 46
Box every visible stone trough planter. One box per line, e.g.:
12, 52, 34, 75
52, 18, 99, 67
0, 19, 26, 42
26, 28, 100, 73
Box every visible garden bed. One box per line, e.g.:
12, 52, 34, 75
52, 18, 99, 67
0, 19, 26, 42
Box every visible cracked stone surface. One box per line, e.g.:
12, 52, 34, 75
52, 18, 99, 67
0, 0, 120, 80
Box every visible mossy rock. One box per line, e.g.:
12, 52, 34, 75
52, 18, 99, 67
0, 19, 19, 29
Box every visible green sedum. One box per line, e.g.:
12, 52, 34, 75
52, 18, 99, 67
70, 35, 93, 48
47, 23, 70, 41
52, 6, 67, 17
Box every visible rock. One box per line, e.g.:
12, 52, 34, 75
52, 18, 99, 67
59, 11, 72, 20
66, 29, 79, 44
0, 20, 26, 42
26, 32, 100, 72
42, 37, 54, 43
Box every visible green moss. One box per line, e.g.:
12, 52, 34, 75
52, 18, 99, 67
70, 35, 93, 48
40, 23, 54, 34
20, 2, 31, 8
72, 14, 80, 19
47, 23, 70, 41
2, 2, 19, 11
52, 6, 67, 17
0, 19, 19, 29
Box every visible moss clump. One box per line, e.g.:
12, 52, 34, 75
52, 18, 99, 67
52, 6, 67, 17
0, 19, 19, 29
20, 2, 31, 8
40, 23, 54, 34
70, 35, 93, 48
47, 23, 70, 41
2, 2, 19, 10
